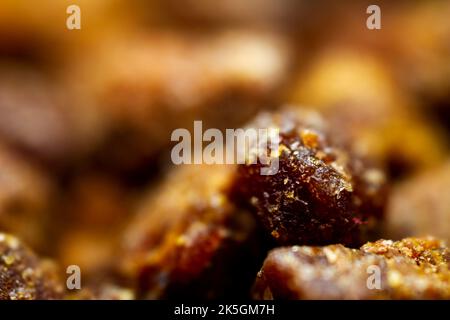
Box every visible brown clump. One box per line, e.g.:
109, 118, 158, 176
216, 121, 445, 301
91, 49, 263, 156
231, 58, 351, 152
68, 30, 289, 174
54, 173, 133, 280
385, 162, 450, 244
0, 65, 100, 165
231, 108, 387, 247
0, 143, 54, 252
254, 237, 450, 300
0, 233, 63, 300
120, 164, 265, 299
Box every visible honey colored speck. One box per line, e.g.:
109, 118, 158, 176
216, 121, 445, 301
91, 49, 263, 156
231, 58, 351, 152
300, 129, 319, 149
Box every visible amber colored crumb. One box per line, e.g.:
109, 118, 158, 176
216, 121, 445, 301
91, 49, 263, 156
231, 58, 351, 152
121, 164, 264, 299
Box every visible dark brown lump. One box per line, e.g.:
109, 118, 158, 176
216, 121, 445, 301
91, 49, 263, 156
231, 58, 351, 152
120, 164, 266, 299
231, 108, 387, 247
254, 237, 450, 300
0, 233, 63, 300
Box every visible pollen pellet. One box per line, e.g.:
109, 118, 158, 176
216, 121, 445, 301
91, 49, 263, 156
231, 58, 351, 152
231, 109, 387, 247
254, 237, 450, 299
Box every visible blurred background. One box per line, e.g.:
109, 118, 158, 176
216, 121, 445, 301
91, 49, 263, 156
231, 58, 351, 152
0, 0, 449, 296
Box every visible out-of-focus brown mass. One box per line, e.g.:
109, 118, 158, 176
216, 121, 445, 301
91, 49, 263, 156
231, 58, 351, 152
67, 30, 290, 173
0, 65, 101, 165
385, 162, 450, 244
254, 237, 450, 299
288, 50, 448, 179
0, 143, 53, 252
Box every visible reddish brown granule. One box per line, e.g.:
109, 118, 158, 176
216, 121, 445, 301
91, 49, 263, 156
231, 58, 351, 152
254, 237, 450, 300
120, 164, 265, 299
231, 108, 386, 247
0, 233, 63, 300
